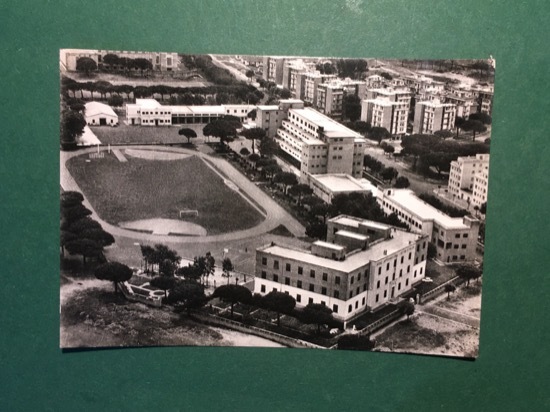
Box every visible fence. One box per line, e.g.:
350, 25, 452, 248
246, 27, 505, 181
357, 308, 402, 336
119, 281, 162, 307
419, 276, 464, 304
193, 312, 326, 350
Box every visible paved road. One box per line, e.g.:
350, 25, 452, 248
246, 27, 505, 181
60, 145, 305, 244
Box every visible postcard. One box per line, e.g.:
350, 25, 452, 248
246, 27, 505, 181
60, 50, 492, 357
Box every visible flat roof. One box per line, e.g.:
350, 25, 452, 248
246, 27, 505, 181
291, 108, 362, 139
329, 215, 390, 231
135, 99, 162, 109
383, 189, 469, 229
313, 241, 345, 251
259, 228, 421, 272
256, 105, 279, 110
335, 230, 368, 241
311, 174, 368, 193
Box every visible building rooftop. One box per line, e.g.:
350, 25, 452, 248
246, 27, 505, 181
417, 99, 456, 108
135, 99, 163, 109
312, 241, 345, 251
383, 189, 470, 229
335, 230, 368, 241
310, 174, 370, 193
329, 215, 391, 231
84, 102, 117, 118
291, 108, 362, 139
259, 228, 422, 272
256, 105, 279, 110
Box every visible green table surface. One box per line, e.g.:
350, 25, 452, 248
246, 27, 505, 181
1, 1, 549, 411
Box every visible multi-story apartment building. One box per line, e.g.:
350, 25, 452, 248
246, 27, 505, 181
281, 60, 311, 93
448, 154, 490, 207
365, 74, 387, 89
413, 99, 457, 134
377, 189, 480, 264
255, 99, 305, 137
262, 56, 287, 85
295, 72, 338, 104
316, 79, 367, 120
126, 99, 255, 126
444, 94, 478, 119
254, 215, 429, 323
275, 107, 365, 181
360, 88, 411, 136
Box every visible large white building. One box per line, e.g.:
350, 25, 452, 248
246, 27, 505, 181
126, 99, 255, 126
275, 107, 366, 182
254, 215, 429, 323
377, 189, 480, 264
84, 102, 118, 126
448, 154, 490, 208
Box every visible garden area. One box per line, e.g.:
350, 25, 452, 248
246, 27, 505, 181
67, 153, 264, 235
90, 122, 204, 145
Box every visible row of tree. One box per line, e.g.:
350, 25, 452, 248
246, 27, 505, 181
61, 191, 115, 264
76, 56, 153, 77
363, 154, 410, 187
418, 193, 469, 218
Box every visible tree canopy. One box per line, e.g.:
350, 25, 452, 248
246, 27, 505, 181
94, 261, 133, 294
76, 57, 97, 76
455, 264, 482, 286
178, 128, 197, 143
299, 303, 336, 334
212, 284, 252, 318
261, 291, 296, 326
241, 127, 266, 154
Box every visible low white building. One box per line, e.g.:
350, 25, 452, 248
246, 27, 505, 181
448, 154, 490, 207
307, 174, 377, 203
84, 102, 118, 126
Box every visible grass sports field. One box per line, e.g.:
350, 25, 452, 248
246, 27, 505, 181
67, 152, 264, 235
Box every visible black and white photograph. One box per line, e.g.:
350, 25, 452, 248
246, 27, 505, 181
60, 50, 493, 358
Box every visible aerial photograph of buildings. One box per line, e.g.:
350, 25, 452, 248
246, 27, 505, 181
60, 50, 494, 357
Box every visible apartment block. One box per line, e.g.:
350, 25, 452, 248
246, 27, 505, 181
377, 189, 480, 264
413, 99, 457, 134
360, 88, 411, 136
316, 79, 367, 120
254, 215, 428, 322
275, 107, 365, 181
448, 154, 490, 207
262, 56, 287, 85
255, 99, 305, 138
295, 72, 338, 104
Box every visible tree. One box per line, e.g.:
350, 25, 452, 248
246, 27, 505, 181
149, 244, 181, 274
178, 128, 197, 144
379, 72, 393, 80
176, 264, 202, 283
380, 167, 398, 183
469, 112, 492, 125
369, 127, 390, 145
279, 88, 291, 99
241, 127, 266, 154
480, 202, 487, 215
344, 120, 371, 135
434, 130, 454, 139
261, 291, 296, 327
444, 283, 456, 300
300, 303, 335, 334
306, 221, 328, 240
455, 264, 482, 286
273, 172, 298, 193
65, 238, 103, 265
133, 58, 153, 76
381, 142, 395, 156
60, 109, 86, 149
102, 53, 120, 68
212, 284, 252, 318
427, 243, 437, 260
401, 300, 415, 320
342, 94, 362, 122
336, 59, 368, 79
76, 57, 97, 76
222, 257, 234, 285
167, 280, 207, 315
94, 261, 133, 294
259, 137, 279, 157
288, 183, 313, 205
150, 275, 177, 298
108, 94, 123, 107
159, 258, 177, 277
462, 119, 487, 141
245, 69, 255, 82
455, 116, 466, 138
239, 147, 250, 156
394, 176, 410, 188
203, 119, 240, 147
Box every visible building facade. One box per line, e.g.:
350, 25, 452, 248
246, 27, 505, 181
448, 154, 490, 207
377, 189, 480, 264
413, 99, 457, 134
254, 215, 428, 322
360, 88, 411, 136
316, 79, 367, 120
275, 107, 365, 182
84, 102, 118, 126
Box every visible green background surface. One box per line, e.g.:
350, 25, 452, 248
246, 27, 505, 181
1, 1, 549, 410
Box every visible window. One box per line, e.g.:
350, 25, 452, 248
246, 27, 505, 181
298, 266, 303, 275
384, 290, 387, 298
363, 284, 367, 292
322, 273, 328, 281
285, 263, 291, 271
406, 279, 409, 286
273, 274, 279, 282
414, 270, 417, 278
273, 260, 279, 269
399, 269, 403, 277
309, 298, 314, 304
297, 280, 302, 289
350, 276, 354, 285
377, 280, 380, 288
376, 294, 379, 303
333, 304, 338, 313
378, 267, 381, 275
285, 277, 290, 285
309, 284, 315, 292
349, 291, 353, 299
401, 256, 404, 264
321, 287, 327, 295
261, 271, 266, 279
296, 294, 301, 303
348, 305, 352, 313
260, 285, 266, 293
455, 233, 460, 238
334, 290, 339, 299
356, 287, 360, 295
385, 276, 389, 285
355, 301, 359, 309
463, 234, 468, 238
408, 252, 412, 260
262, 257, 267, 265
335, 276, 340, 285
386, 262, 390, 271
462, 244, 467, 249
362, 297, 366, 305
398, 283, 401, 291
310, 269, 315, 278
